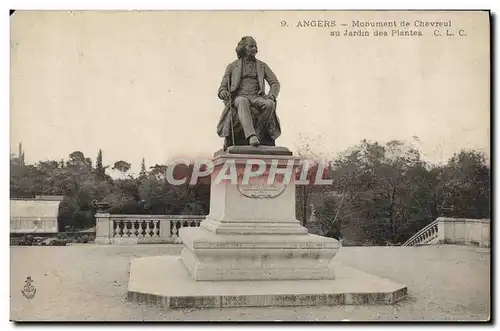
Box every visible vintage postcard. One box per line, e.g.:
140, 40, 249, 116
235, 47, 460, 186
9, 10, 490, 321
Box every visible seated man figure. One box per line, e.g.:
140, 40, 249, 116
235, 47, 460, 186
216, 36, 282, 149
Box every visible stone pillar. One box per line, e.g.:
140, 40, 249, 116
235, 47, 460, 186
437, 217, 445, 243
453, 218, 466, 244
179, 146, 340, 281
480, 219, 490, 248
159, 219, 172, 242
95, 213, 112, 244
439, 217, 456, 244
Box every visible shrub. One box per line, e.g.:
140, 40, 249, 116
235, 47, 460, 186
57, 233, 67, 240
79, 235, 90, 243
50, 238, 67, 246
19, 235, 35, 246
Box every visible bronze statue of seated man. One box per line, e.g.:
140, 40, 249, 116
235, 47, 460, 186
216, 36, 282, 150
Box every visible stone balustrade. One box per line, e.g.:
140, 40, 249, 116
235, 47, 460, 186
402, 219, 439, 247
95, 214, 204, 244
403, 217, 490, 248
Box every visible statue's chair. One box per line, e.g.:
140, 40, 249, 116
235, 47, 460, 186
224, 106, 276, 150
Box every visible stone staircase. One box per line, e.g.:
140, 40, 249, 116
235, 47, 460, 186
402, 217, 490, 247
402, 219, 439, 247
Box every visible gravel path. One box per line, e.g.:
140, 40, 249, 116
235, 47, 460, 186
10, 244, 490, 321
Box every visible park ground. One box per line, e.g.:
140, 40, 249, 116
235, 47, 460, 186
10, 244, 490, 321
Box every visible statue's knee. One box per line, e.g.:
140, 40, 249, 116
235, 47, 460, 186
234, 96, 250, 108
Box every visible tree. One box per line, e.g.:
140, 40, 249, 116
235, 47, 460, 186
10, 162, 38, 197
95, 149, 108, 179
140, 158, 146, 176
294, 135, 329, 227
313, 195, 343, 238
68, 151, 85, 162
9, 142, 490, 241
440, 150, 490, 218
149, 164, 168, 180
18, 142, 25, 166
320, 139, 435, 245
66, 151, 88, 170
113, 160, 131, 176
85, 157, 92, 171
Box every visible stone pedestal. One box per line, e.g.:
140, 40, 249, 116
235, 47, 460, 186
179, 147, 340, 281
127, 146, 408, 308
95, 213, 112, 245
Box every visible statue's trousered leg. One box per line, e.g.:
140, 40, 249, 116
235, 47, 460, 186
249, 96, 277, 145
234, 96, 257, 139
226, 96, 278, 148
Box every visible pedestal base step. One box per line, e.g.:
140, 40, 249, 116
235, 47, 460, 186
179, 227, 340, 281
127, 256, 408, 309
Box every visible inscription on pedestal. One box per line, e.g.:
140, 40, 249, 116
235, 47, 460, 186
237, 182, 286, 199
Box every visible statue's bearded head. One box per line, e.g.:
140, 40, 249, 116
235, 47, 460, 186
236, 36, 258, 59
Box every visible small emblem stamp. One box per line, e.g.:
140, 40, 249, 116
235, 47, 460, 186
21, 276, 36, 299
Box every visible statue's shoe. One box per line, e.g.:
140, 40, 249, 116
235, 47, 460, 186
249, 136, 260, 146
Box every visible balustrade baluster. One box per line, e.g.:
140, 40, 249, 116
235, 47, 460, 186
147, 221, 155, 238
135, 220, 143, 238
122, 222, 127, 237
120, 220, 126, 237
171, 225, 178, 241
126, 221, 130, 237
170, 220, 181, 241
133, 221, 139, 238
152, 220, 159, 238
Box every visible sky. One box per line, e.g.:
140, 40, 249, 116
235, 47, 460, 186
10, 10, 490, 175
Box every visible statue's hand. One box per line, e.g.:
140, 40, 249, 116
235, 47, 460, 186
264, 94, 276, 101
219, 90, 230, 101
